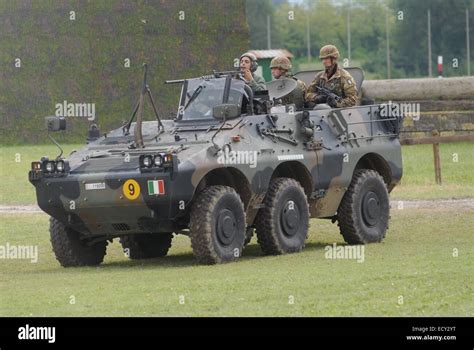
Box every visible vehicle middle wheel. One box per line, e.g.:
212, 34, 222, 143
256, 178, 309, 255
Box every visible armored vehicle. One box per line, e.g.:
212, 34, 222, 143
29, 66, 403, 266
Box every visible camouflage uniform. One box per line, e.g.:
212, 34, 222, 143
278, 72, 307, 109
305, 45, 358, 108
305, 65, 358, 108
270, 56, 306, 109
247, 73, 266, 92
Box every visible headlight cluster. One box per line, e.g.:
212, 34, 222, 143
29, 158, 70, 182
139, 153, 174, 172
34, 159, 69, 175
44, 160, 69, 174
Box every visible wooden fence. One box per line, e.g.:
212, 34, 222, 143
400, 131, 474, 185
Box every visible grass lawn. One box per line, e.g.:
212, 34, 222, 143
0, 144, 82, 205
391, 142, 474, 200
0, 142, 473, 205
1, 206, 473, 317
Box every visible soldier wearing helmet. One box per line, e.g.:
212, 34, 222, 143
239, 52, 266, 92
305, 45, 358, 108
270, 56, 307, 109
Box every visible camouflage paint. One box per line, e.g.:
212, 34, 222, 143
30, 77, 402, 237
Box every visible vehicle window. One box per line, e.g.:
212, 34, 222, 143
179, 78, 244, 120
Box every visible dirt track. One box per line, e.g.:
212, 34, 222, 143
389, 198, 474, 211
1, 198, 473, 214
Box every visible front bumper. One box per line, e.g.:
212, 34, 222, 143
29, 169, 195, 236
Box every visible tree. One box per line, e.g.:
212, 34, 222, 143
246, 0, 282, 49
390, 0, 474, 77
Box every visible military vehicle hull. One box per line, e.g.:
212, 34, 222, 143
29, 71, 402, 266
31, 106, 402, 237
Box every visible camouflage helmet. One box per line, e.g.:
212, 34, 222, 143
319, 45, 340, 59
270, 56, 292, 71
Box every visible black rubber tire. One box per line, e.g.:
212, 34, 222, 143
189, 186, 246, 264
120, 233, 173, 259
49, 217, 107, 267
255, 178, 309, 255
337, 169, 390, 244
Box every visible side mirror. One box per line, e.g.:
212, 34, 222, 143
212, 104, 241, 120
45, 116, 66, 132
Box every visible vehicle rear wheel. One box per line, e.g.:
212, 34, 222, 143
256, 178, 309, 255
189, 186, 246, 264
50, 217, 107, 267
337, 169, 390, 244
120, 233, 173, 259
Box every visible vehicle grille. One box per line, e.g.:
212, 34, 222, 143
112, 223, 130, 232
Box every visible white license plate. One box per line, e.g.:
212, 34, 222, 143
85, 182, 106, 190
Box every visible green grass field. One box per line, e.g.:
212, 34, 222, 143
0, 144, 82, 205
0, 142, 473, 205
1, 206, 473, 316
1, 142, 473, 316
391, 142, 474, 200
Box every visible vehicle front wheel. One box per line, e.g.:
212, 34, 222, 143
337, 169, 390, 244
189, 186, 246, 264
50, 217, 107, 267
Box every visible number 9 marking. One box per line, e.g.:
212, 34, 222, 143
123, 179, 140, 200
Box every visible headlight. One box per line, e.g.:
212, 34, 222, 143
45, 161, 55, 172
139, 153, 175, 172
31, 162, 41, 171
56, 160, 65, 172
154, 154, 163, 166
142, 155, 153, 168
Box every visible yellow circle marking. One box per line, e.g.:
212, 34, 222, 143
123, 179, 140, 200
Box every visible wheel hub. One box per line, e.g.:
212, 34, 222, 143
362, 191, 380, 227
216, 209, 236, 246
280, 200, 300, 237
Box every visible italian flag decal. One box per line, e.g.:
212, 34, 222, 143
147, 180, 165, 195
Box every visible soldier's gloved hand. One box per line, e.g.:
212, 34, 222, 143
314, 95, 327, 104
327, 96, 338, 108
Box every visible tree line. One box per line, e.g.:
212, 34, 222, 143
247, 0, 473, 78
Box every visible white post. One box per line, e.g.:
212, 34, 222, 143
267, 15, 271, 50
438, 56, 443, 78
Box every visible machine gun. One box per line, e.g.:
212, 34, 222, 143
315, 85, 342, 103
165, 70, 242, 84
122, 64, 165, 148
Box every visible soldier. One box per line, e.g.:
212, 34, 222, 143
239, 52, 266, 92
270, 56, 306, 109
305, 45, 358, 108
